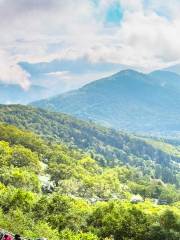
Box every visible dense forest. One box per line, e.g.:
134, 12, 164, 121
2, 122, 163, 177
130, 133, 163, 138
0, 105, 180, 187
0, 109, 179, 239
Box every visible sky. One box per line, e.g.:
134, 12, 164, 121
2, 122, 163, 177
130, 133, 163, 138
1, 0, 180, 90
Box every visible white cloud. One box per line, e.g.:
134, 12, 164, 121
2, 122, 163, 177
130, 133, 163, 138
120, 0, 143, 12
0, 50, 30, 89
0, 0, 180, 88
114, 10, 180, 69
46, 71, 70, 78
146, 0, 180, 18
83, 0, 180, 71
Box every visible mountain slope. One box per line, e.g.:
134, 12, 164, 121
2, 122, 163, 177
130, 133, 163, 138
0, 122, 179, 240
31, 69, 180, 136
149, 70, 180, 93
164, 64, 180, 75
0, 104, 179, 186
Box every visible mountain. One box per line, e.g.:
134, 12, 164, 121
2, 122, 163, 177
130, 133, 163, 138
163, 64, 180, 75
0, 83, 50, 104
0, 104, 180, 186
31, 69, 180, 136
149, 70, 180, 92
19, 58, 126, 95
19, 58, 124, 76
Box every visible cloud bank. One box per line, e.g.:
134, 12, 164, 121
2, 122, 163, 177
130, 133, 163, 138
0, 0, 180, 88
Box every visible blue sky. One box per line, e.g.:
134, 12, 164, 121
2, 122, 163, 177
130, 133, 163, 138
92, 0, 123, 24
105, 2, 123, 24
0, 0, 180, 91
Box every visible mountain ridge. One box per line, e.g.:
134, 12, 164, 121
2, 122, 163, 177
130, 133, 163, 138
31, 69, 180, 136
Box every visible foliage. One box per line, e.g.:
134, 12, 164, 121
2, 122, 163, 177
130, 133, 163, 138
0, 105, 179, 186
0, 121, 179, 239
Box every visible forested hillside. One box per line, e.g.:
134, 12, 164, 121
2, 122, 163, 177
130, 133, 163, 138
31, 69, 180, 136
0, 123, 179, 240
0, 105, 180, 187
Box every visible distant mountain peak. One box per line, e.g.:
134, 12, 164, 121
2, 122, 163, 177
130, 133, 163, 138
163, 63, 180, 75
112, 69, 144, 77
150, 69, 180, 77
31, 68, 180, 135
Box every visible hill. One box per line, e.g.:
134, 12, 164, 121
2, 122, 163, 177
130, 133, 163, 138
31, 69, 180, 136
0, 121, 179, 240
149, 70, 180, 93
164, 64, 180, 75
0, 83, 49, 104
0, 104, 180, 186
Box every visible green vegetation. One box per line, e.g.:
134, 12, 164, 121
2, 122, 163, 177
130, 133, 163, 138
0, 122, 179, 239
0, 105, 180, 187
